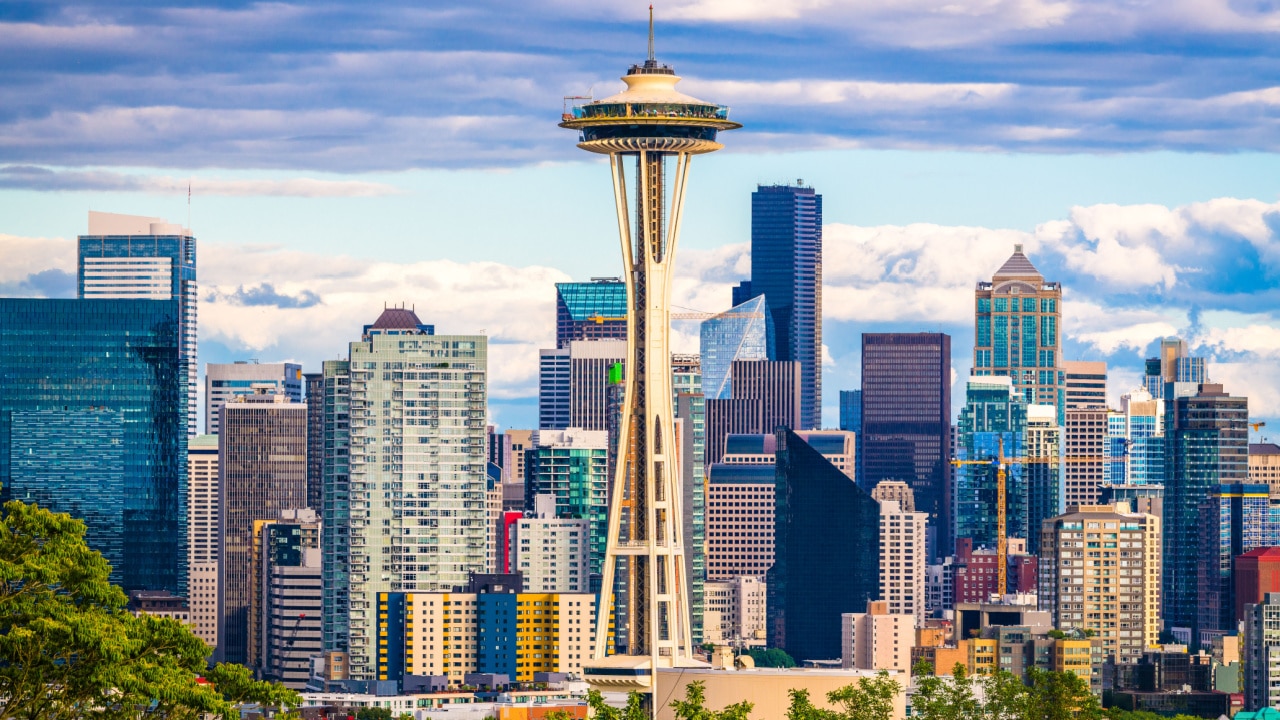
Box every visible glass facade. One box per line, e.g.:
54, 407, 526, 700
321, 359, 351, 653
0, 298, 187, 593
672, 356, 706, 644
768, 429, 879, 662
555, 279, 627, 349
954, 379, 1028, 549
747, 184, 822, 429
839, 389, 861, 433
524, 432, 609, 579
699, 295, 774, 401
1197, 484, 1280, 645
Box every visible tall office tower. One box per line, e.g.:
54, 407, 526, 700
324, 308, 489, 680
1243, 592, 1280, 711
704, 359, 802, 465
769, 429, 880, 663
841, 601, 914, 673
671, 353, 706, 645
556, 278, 628, 348
1024, 404, 1062, 551
205, 361, 303, 435
0, 298, 187, 593
860, 333, 952, 557
319, 358, 351, 655
559, 18, 740, 686
516, 495, 591, 593
702, 576, 767, 647
78, 211, 198, 435
1196, 484, 1280, 647
876, 499, 927, 623
737, 183, 823, 430
839, 390, 862, 433
1250, 443, 1280, 495
217, 389, 307, 665
700, 295, 774, 401
1106, 389, 1165, 486
188, 434, 220, 647
524, 428, 609, 579
569, 340, 628, 430
256, 509, 322, 688
1063, 361, 1108, 508
1236, 548, 1280, 626
1143, 337, 1207, 400
539, 348, 571, 430
1164, 384, 1248, 643
954, 377, 1028, 549
488, 426, 514, 483
1038, 503, 1161, 664
719, 430, 855, 477
304, 372, 324, 511
972, 244, 1064, 422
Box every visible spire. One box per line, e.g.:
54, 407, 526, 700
647, 5, 655, 62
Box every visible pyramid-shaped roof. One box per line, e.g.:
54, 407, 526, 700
993, 244, 1043, 279
370, 307, 424, 330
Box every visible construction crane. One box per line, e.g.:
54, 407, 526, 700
950, 440, 1129, 596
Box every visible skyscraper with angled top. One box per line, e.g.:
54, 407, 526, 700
556, 278, 628, 349
972, 244, 1064, 424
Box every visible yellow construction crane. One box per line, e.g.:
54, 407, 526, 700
951, 439, 1128, 596
1252, 422, 1267, 432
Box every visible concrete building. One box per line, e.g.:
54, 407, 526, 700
704, 360, 802, 466
1038, 503, 1162, 663
258, 510, 322, 689
305, 372, 324, 511
1243, 592, 1280, 711
188, 434, 220, 647
205, 361, 303, 435
1250, 443, 1280, 496
703, 576, 767, 648
842, 600, 913, 673
515, 495, 591, 594
523, 429, 607, 579
877, 498, 927, 623
706, 464, 776, 580
1237, 547, 1280, 626
217, 389, 307, 665
655, 667, 906, 720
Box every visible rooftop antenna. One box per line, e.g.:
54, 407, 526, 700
647, 5, 655, 62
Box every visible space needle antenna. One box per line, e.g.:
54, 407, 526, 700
647, 5, 655, 62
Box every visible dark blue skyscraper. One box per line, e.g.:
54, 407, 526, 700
739, 184, 822, 430
0, 298, 187, 593
839, 390, 861, 433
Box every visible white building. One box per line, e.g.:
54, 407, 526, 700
842, 601, 913, 673
1244, 592, 1280, 711
703, 576, 767, 647
187, 433, 219, 647
877, 499, 927, 623
516, 495, 590, 593
205, 361, 303, 435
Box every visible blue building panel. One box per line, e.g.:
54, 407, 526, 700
700, 295, 774, 401
476, 593, 518, 677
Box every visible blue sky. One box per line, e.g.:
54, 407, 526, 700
3, 0, 1280, 431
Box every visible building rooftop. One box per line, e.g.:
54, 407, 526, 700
1239, 547, 1280, 559
369, 307, 425, 330
1251, 442, 1280, 455
992, 244, 1043, 279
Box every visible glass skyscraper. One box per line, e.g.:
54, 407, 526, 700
700, 295, 774, 401
523, 429, 609, 580
972, 244, 1064, 424
555, 278, 627, 349
1197, 483, 1280, 646
0, 298, 187, 593
736, 183, 822, 429
954, 377, 1029, 548
78, 211, 198, 436
839, 389, 861, 433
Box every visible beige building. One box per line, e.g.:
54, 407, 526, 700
507, 429, 534, 483
703, 576, 767, 647
1063, 361, 1108, 509
515, 495, 591, 593
188, 434, 220, 647
842, 600, 914, 673
871, 480, 915, 512
1250, 442, 1280, 497
877, 498, 927, 623
656, 667, 906, 720
1038, 503, 1162, 663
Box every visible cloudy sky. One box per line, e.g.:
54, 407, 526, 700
3, 0, 1280, 430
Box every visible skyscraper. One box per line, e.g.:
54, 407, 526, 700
1064, 361, 1108, 508
322, 307, 490, 679
1195, 483, 1280, 647
256, 509, 322, 688
700, 295, 774, 401
78, 211, 198, 435
739, 183, 822, 430
556, 278, 628, 349
704, 360, 802, 465
1106, 389, 1165, 486
839, 390, 862, 433
319, 358, 351, 655
875, 495, 928, 624
217, 389, 307, 665
1164, 383, 1249, 643
769, 429, 880, 662
188, 434, 220, 647
524, 428, 609, 581
304, 372, 324, 511
205, 361, 303, 435
1243, 592, 1280, 710
972, 244, 1064, 422
538, 340, 627, 432
860, 333, 952, 557
1144, 337, 1207, 400
0, 297, 187, 593
954, 377, 1028, 549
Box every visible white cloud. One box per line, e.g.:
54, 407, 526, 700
0, 234, 75, 284
685, 78, 1016, 108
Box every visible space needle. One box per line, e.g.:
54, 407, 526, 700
559, 8, 740, 699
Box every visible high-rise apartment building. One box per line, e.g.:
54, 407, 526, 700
839, 390, 862, 433
188, 434, 220, 647
860, 333, 952, 556
1164, 384, 1249, 642
972, 244, 1064, 422
700, 295, 774, 401
217, 389, 307, 665
555, 278, 627, 349
1038, 503, 1161, 664
769, 429, 880, 662
319, 358, 352, 655
515, 495, 591, 593
1243, 592, 1280, 711
78, 211, 198, 435
523, 428, 608, 580
322, 308, 489, 680
705, 360, 801, 465
735, 183, 822, 429
1196, 484, 1280, 646
256, 510, 322, 689
1250, 443, 1280, 495
0, 298, 187, 593
671, 354, 707, 644
876, 498, 927, 623
205, 361, 302, 435
304, 372, 324, 511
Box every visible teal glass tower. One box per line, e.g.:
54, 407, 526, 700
954, 377, 1027, 548
0, 298, 187, 593
556, 278, 628, 349
699, 295, 774, 402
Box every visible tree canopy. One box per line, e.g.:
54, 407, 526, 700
746, 648, 797, 668
0, 499, 300, 720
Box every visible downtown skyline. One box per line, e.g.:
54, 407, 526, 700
3, 2, 1280, 430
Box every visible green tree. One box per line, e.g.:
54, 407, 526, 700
825, 671, 901, 720
1025, 667, 1102, 720
910, 661, 982, 720
669, 680, 754, 720
746, 647, 797, 668
355, 709, 394, 720
978, 670, 1028, 720
0, 499, 300, 720
785, 688, 834, 720
587, 689, 647, 720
